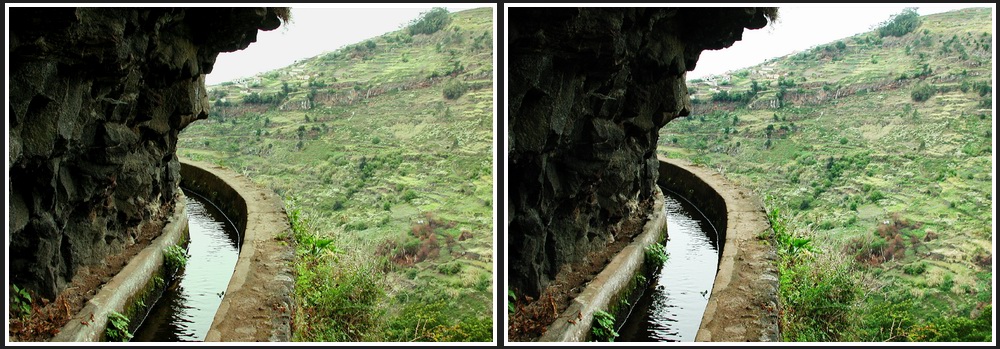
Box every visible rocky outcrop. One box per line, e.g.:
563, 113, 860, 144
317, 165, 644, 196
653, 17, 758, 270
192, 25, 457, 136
508, 7, 776, 297
8, 7, 288, 299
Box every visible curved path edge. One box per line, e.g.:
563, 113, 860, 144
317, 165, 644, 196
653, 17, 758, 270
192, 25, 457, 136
179, 158, 295, 342
656, 156, 780, 342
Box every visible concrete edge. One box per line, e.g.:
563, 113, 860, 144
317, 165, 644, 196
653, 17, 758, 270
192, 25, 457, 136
656, 156, 779, 342
51, 195, 189, 342
537, 186, 667, 342
179, 158, 295, 342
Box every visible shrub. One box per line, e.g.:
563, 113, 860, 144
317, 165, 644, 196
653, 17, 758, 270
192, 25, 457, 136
105, 311, 133, 342
442, 79, 469, 100
907, 306, 993, 342
644, 243, 669, 266
10, 284, 32, 319
590, 310, 619, 342
911, 83, 936, 102
402, 189, 418, 202
408, 7, 451, 36
903, 262, 927, 275
294, 258, 387, 341
163, 244, 188, 275
437, 261, 463, 275
876, 8, 921, 38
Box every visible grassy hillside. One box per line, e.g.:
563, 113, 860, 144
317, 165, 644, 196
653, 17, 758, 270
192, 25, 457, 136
662, 8, 992, 341
178, 7, 494, 341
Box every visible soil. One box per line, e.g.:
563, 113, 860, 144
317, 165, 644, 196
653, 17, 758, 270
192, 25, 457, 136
8, 207, 170, 342
508, 198, 652, 342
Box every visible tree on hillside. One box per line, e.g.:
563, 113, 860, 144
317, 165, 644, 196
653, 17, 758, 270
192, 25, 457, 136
408, 7, 451, 36
876, 8, 921, 38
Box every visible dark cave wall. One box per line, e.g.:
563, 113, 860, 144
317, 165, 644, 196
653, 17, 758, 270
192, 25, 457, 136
508, 7, 774, 297
7, 7, 286, 299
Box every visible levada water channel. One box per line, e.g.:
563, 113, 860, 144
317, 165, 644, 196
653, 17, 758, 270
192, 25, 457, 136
617, 188, 720, 342
132, 188, 240, 341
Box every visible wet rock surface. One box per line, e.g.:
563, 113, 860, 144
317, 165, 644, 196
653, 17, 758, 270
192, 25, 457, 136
8, 6, 285, 310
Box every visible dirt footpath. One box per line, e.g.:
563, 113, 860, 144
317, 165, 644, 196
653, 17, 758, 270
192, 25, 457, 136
179, 159, 296, 342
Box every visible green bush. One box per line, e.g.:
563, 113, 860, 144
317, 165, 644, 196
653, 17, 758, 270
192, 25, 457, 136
385, 294, 491, 342
163, 244, 188, 275
295, 258, 387, 341
105, 311, 133, 342
643, 243, 669, 266
590, 310, 619, 342
10, 284, 32, 319
408, 7, 451, 36
876, 8, 921, 38
442, 79, 469, 100
903, 262, 927, 276
908, 306, 993, 342
437, 261, 463, 275
911, 83, 936, 102
402, 189, 418, 202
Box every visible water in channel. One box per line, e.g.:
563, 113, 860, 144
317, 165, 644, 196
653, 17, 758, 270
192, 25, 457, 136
617, 189, 720, 342
132, 189, 240, 342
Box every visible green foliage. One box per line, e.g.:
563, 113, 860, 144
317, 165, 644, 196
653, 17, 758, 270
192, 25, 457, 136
163, 244, 188, 275
442, 78, 469, 100
902, 262, 927, 275
105, 311, 133, 342
295, 258, 387, 341
10, 284, 32, 319
590, 310, 619, 342
408, 7, 451, 36
437, 261, 463, 275
911, 83, 936, 102
402, 189, 418, 202
908, 306, 993, 342
384, 294, 491, 341
508, 289, 515, 313
780, 260, 860, 341
643, 243, 669, 266
711, 89, 756, 104
876, 8, 921, 38
243, 91, 285, 105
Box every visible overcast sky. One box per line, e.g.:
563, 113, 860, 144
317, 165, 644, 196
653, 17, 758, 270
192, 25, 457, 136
205, 5, 485, 85
688, 3, 994, 79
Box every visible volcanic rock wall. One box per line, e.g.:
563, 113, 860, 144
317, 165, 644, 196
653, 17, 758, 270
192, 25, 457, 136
8, 7, 287, 299
508, 7, 775, 297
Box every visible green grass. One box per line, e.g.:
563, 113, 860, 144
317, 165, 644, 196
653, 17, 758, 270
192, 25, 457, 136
179, 7, 493, 342
670, 8, 992, 342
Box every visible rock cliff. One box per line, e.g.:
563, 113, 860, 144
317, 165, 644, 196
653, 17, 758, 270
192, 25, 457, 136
8, 7, 287, 299
508, 7, 775, 297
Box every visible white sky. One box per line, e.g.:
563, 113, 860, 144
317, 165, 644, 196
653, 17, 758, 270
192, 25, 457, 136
688, 3, 995, 79
205, 4, 483, 85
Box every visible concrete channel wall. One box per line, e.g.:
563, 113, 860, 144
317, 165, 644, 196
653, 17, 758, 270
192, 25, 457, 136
657, 156, 780, 342
52, 197, 189, 342
537, 156, 779, 342
537, 186, 668, 342
179, 158, 295, 342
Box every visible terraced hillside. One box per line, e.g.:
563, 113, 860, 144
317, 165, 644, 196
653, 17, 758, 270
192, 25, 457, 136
177, 7, 494, 341
661, 7, 992, 341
